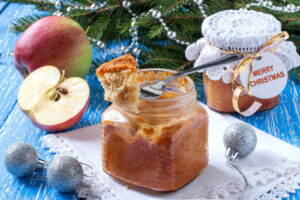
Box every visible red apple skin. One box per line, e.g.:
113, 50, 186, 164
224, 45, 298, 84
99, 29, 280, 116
14, 16, 92, 78
29, 96, 89, 132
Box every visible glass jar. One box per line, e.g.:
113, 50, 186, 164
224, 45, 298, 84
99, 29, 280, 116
186, 10, 299, 114
100, 69, 208, 191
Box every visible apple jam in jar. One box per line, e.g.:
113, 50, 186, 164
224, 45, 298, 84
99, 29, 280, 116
100, 69, 208, 191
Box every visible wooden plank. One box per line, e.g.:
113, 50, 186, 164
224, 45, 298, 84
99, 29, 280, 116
0, 3, 109, 199
0, 2, 25, 127
232, 79, 300, 147
0, 2, 9, 13
0, 3, 80, 200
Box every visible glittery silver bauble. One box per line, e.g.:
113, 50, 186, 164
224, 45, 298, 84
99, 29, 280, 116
122, 1, 131, 8
66, 7, 72, 12
167, 31, 176, 39
47, 156, 83, 193
54, 1, 62, 10
223, 123, 257, 158
151, 10, 161, 19
4, 142, 39, 177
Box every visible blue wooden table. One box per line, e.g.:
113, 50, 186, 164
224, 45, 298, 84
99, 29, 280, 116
0, 3, 299, 200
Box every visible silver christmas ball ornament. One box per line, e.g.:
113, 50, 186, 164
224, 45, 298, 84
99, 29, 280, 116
47, 156, 83, 193
224, 123, 257, 158
4, 142, 39, 177
122, 1, 131, 8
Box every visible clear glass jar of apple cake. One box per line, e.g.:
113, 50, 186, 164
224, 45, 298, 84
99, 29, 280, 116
100, 69, 208, 191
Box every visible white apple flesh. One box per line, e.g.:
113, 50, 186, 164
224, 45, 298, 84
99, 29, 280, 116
18, 66, 90, 132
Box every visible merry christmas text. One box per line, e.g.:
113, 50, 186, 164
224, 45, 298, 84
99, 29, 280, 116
249, 65, 285, 87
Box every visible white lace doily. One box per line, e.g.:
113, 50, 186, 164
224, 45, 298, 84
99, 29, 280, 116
202, 9, 281, 52
185, 9, 300, 84
40, 103, 300, 200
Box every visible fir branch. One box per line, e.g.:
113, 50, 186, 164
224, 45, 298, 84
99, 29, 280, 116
161, 0, 191, 15
102, 9, 123, 41
147, 25, 163, 39
10, 13, 50, 34
88, 13, 112, 39
175, 61, 193, 71
2, 0, 299, 83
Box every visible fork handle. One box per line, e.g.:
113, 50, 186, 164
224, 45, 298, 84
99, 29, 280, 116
164, 54, 244, 84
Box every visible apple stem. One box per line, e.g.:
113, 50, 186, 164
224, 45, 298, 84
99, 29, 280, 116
43, 70, 68, 101
58, 70, 65, 84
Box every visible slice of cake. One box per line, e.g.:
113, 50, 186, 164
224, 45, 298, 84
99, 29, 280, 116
96, 54, 140, 113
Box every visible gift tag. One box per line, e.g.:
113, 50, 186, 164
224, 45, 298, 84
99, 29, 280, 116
240, 52, 288, 99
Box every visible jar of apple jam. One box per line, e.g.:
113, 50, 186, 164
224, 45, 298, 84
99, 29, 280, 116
100, 69, 208, 191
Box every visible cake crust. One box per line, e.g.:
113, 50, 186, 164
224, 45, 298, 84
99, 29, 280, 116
101, 104, 208, 191
96, 54, 140, 113
96, 54, 137, 76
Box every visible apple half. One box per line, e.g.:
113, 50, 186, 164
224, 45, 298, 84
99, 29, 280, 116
18, 66, 90, 132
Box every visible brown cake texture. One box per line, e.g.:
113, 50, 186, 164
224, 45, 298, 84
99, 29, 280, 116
98, 63, 209, 192
96, 54, 139, 113
101, 103, 208, 192
203, 73, 280, 112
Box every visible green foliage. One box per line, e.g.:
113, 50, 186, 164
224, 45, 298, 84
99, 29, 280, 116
10, 13, 49, 34
2, 0, 300, 85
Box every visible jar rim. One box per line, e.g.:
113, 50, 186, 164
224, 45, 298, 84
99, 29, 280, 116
138, 68, 195, 102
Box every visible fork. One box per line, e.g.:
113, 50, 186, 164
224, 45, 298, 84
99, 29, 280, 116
140, 54, 244, 100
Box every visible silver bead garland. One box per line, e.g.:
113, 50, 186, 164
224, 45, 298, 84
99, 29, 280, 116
193, 0, 207, 18
49, 0, 300, 59
1, 0, 298, 61
0, 52, 13, 58
244, 0, 300, 12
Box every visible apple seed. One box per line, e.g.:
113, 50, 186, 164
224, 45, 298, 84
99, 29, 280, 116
54, 93, 61, 101
58, 88, 68, 95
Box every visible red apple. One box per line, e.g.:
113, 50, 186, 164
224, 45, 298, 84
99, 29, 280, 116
18, 66, 90, 132
14, 16, 92, 78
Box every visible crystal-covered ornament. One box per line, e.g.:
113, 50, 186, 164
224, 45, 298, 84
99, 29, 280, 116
47, 156, 83, 193
4, 142, 39, 177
